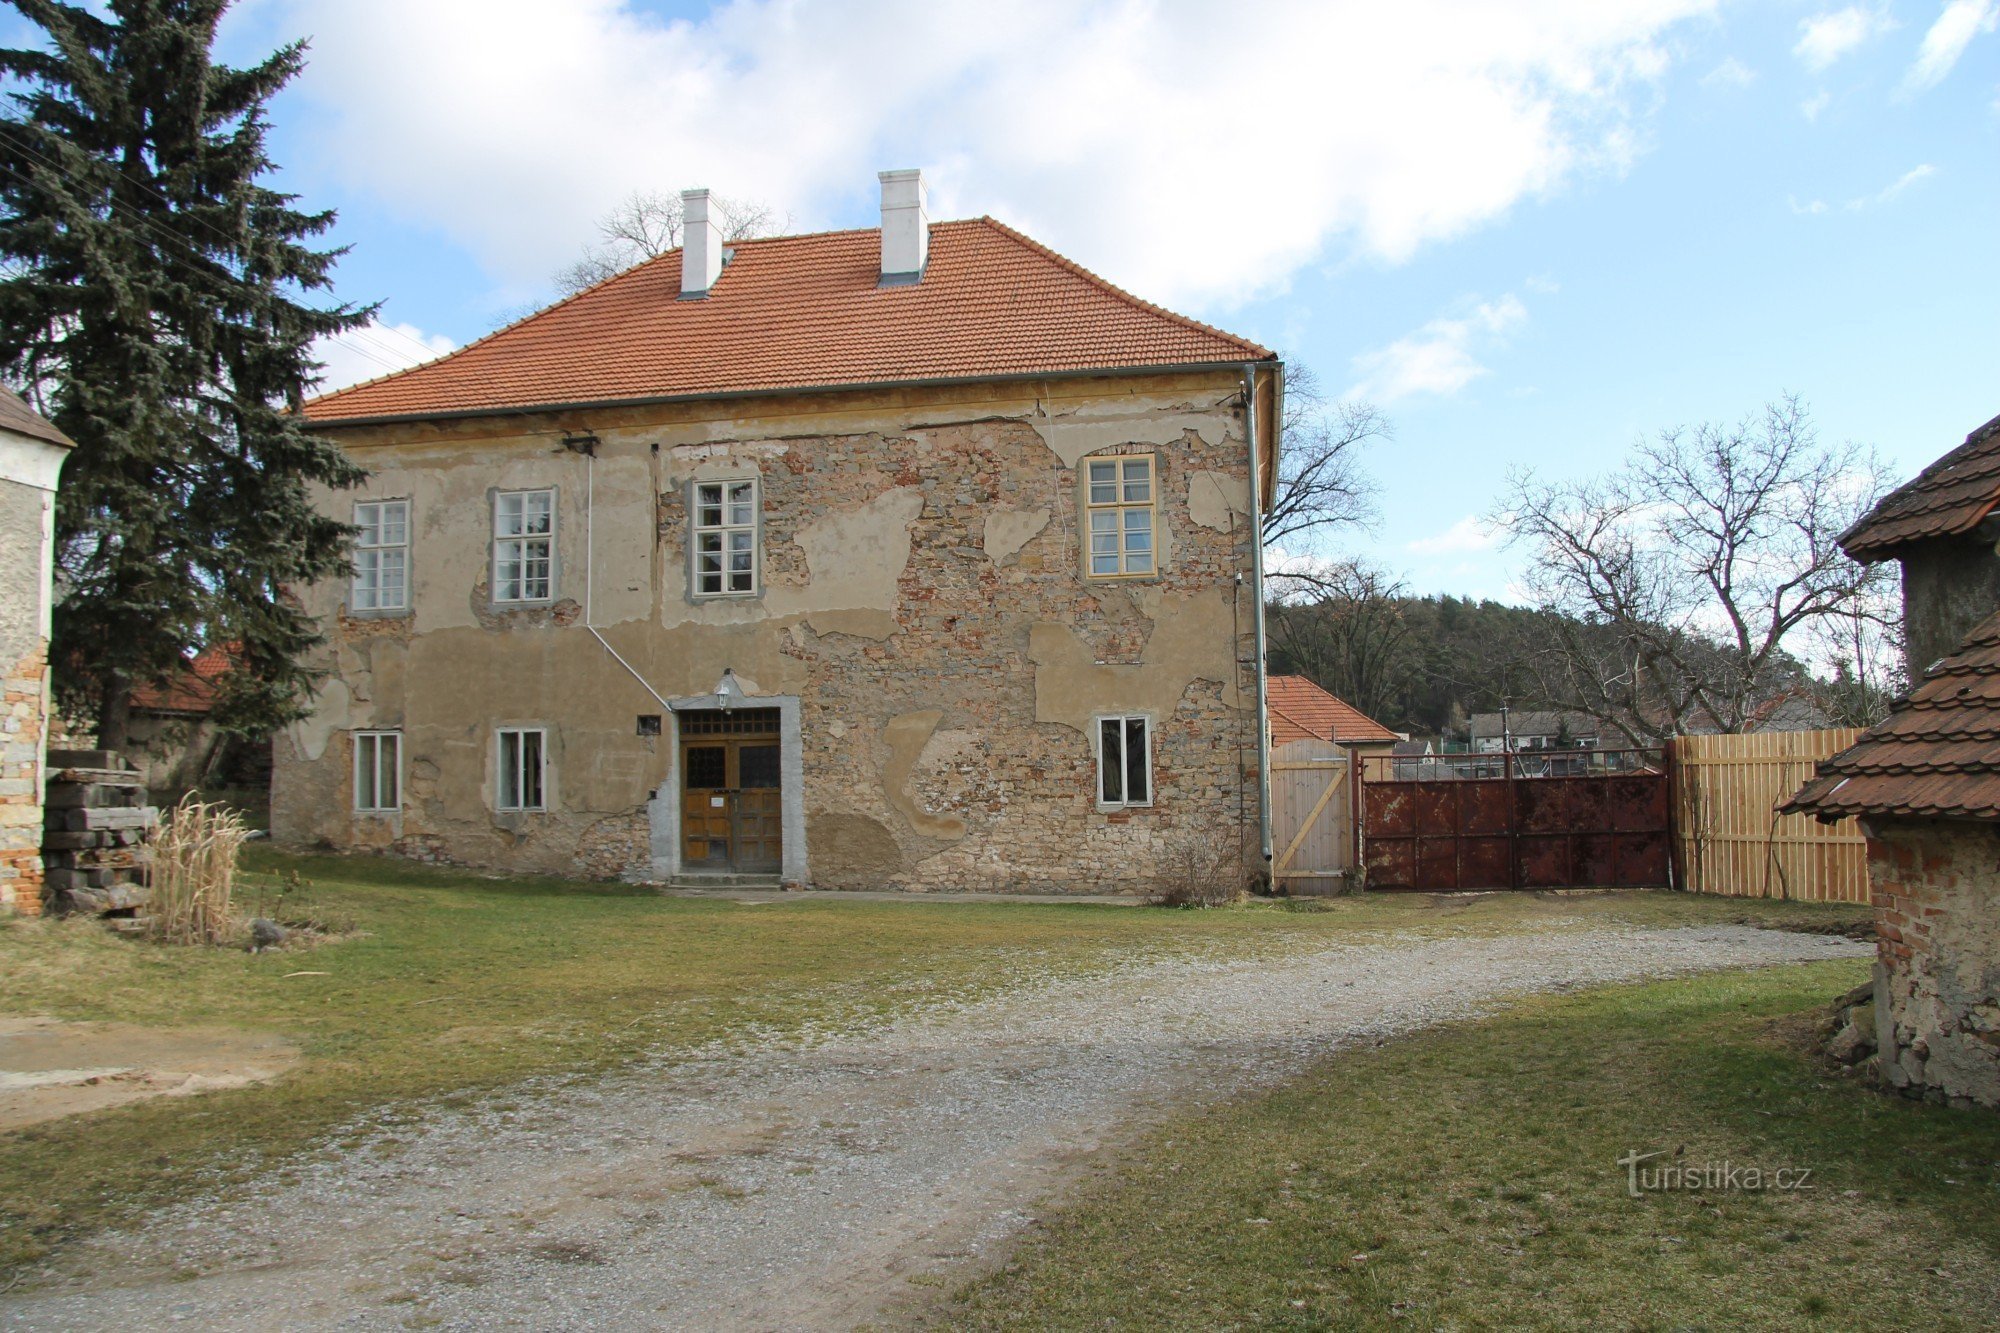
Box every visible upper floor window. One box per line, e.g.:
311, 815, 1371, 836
493, 489, 554, 602
692, 478, 758, 597
496, 726, 547, 811
1085, 455, 1155, 578
352, 500, 409, 612
353, 730, 401, 813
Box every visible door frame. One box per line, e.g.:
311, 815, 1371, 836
649, 692, 806, 884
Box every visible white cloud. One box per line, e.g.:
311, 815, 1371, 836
1800, 90, 1833, 120
260, 0, 1717, 312
1406, 515, 1500, 556
1845, 163, 1936, 209
1700, 56, 1756, 88
312, 320, 456, 394
1905, 0, 1998, 93
1793, 7, 1894, 70
1789, 195, 1830, 215
1349, 295, 1529, 402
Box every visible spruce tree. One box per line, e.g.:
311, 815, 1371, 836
0, 0, 368, 751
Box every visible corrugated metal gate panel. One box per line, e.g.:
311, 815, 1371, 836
1361, 755, 1671, 891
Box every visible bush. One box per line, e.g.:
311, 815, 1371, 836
1149, 834, 1244, 908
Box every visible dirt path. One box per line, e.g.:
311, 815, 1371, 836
1, 922, 1865, 1332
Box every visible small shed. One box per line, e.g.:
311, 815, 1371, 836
1266, 676, 1398, 893
1785, 609, 2000, 1108
0, 390, 75, 916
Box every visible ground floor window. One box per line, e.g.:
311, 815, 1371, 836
1096, 714, 1152, 807
497, 727, 547, 811
353, 730, 401, 812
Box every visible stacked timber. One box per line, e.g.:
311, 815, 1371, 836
42, 749, 155, 917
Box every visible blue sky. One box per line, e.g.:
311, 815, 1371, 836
23, 1, 1993, 602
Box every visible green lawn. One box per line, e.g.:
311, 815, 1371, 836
0, 851, 1868, 1280
939, 962, 2000, 1331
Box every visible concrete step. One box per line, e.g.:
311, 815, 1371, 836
665, 873, 783, 891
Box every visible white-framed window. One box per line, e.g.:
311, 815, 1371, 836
1084, 455, 1156, 578
496, 727, 547, 812
493, 489, 554, 602
352, 500, 409, 612
692, 478, 759, 597
1096, 714, 1153, 808
353, 730, 401, 813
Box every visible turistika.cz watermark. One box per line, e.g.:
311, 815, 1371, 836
1617, 1149, 1815, 1198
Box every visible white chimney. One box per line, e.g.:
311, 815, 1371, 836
878, 168, 929, 285
681, 188, 723, 298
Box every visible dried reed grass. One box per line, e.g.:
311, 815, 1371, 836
149, 797, 249, 946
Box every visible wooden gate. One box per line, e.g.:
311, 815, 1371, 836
1672, 730, 1867, 903
1360, 750, 1671, 891
1270, 740, 1354, 892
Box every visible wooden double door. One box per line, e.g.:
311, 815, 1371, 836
681, 709, 782, 873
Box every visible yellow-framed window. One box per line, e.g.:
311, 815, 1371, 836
1084, 454, 1156, 578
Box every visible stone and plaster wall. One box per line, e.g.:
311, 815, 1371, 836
271, 371, 1265, 893
0, 432, 70, 914
1898, 532, 2000, 680
1865, 817, 2000, 1108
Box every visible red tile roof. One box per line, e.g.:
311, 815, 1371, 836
305, 218, 1273, 425
1268, 675, 1400, 746
1842, 411, 2000, 560
1783, 608, 2000, 822
130, 644, 234, 716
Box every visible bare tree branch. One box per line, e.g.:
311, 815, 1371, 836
554, 189, 790, 295
1491, 397, 1895, 743
1264, 363, 1386, 549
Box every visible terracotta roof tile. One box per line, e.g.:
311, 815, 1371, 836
1268, 675, 1400, 745
305, 219, 1273, 425
1842, 412, 2000, 560
1784, 609, 2000, 821
130, 644, 235, 716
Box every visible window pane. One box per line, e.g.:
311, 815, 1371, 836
497, 493, 523, 536
729, 530, 752, 552
699, 502, 723, 528
697, 482, 721, 507
1126, 551, 1153, 574
1091, 533, 1119, 556
1091, 554, 1120, 575
1088, 461, 1117, 504
1123, 459, 1151, 502
354, 550, 380, 609
379, 736, 399, 809
729, 569, 752, 591
729, 551, 752, 573
1090, 511, 1118, 534
499, 732, 517, 808
356, 735, 377, 809
378, 550, 406, 608
380, 501, 408, 547
522, 732, 543, 809
355, 503, 381, 547
524, 492, 552, 534
1125, 718, 1149, 803
1100, 719, 1124, 803
698, 533, 722, 554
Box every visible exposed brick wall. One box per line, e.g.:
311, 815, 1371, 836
1865, 818, 2000, 1108
0, 644, 49, 915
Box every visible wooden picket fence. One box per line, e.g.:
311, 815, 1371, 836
1671, 729, 1868, 903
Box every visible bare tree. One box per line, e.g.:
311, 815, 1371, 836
1494, 397, 1894, 744
1269, 560, 1415, 724
1264, 363, 1388, 551
554, 189, 787, 295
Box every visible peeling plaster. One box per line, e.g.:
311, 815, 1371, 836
1028, 397, 1229, 469
1028, 587, 1244, 734
883, 710, 968, 840
1187, 470, 1247, 532
286, 678, 350, 762
981, 507, 1050, 565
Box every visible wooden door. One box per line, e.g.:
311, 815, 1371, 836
679, 710, 783, 873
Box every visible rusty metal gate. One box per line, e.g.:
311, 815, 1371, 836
1360, 749, 1672, 891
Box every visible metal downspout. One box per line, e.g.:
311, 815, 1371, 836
1245, 363, 1275, 873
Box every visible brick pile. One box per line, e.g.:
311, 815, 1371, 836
42, 749, 156, 917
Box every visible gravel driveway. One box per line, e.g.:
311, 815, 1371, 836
2, 920, 1866, 1331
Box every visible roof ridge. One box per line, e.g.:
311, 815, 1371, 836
973, 217, 1274, 362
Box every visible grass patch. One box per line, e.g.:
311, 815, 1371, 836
0, 853, 1870, 1280
940, 961, 2000, 1330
